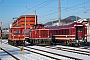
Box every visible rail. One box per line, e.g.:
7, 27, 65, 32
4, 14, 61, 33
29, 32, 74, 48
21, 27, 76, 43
0, 47, 20, 60
45, 46, 90, 56
26, 46, 82, 60
17, 46, 61, 60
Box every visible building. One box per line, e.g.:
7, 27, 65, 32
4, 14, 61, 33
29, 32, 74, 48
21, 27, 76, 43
12, 14, 37, 29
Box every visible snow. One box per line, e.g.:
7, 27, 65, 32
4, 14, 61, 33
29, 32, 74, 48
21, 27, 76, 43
0, 50, 16, 60
87, 35, 90, 42
0, 44, 54, 60
0, 39, 90, 60
0, 40, 54, 60
29, 46, 90, 60
56, 45, 90, 52
24, 47, 71, 60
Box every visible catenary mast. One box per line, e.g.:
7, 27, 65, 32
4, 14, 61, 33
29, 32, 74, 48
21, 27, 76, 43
58, 0, 61, 25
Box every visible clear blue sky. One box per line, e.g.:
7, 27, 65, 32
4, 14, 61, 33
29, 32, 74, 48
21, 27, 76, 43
0, 0, 90, 27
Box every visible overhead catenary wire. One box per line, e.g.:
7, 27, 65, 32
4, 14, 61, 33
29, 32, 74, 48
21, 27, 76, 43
63, 0, 90, 11
39, 0, 90, 18
40, 11, 58, 18
0, 0, 4, 5
25, 0, 56, 14
2, 0, 89, 25
34, 0, 56, 11
16, 0, 90, 23
61, 0, 90, 19
50, 7, 90, 23
40, 0, 90, 24
22, 0, 54, 15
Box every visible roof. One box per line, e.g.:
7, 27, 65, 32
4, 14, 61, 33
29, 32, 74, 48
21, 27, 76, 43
48, 22, 85, 29
19, 14, 37, 18
10, 27, 24, 29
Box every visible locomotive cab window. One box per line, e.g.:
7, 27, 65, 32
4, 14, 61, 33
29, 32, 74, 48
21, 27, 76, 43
66, 29, 69, 35
13, 30, 21, 34
63, 29, 66, 35
62, 29, 69, 35
60, 29, 62, 35
10, 30, 12, 33
56, 30, 60, 35
78, 27, 83, 32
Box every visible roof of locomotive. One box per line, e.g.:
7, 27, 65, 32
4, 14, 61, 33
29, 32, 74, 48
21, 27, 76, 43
22, 29, 30, 34
10, 27, 24, 30
48, 22, 85, 29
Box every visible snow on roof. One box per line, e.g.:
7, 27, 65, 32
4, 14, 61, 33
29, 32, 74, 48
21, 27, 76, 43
77, 18, 88, 23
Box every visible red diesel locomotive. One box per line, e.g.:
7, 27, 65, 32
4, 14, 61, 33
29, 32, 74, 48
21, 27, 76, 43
8, 22, 87, 46
8, 27, 25, 46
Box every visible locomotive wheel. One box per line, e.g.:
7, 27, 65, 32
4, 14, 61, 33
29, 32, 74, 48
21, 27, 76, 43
9, 40, 11, 45
11, 41, 13, 45
75, 43, 80, 47
71, 43, 80, 47
30, 39, 34, 45
8, 40, 12, 45
29, 39, 52, 46
8, 40, 10, 44
14, 40, 17, 46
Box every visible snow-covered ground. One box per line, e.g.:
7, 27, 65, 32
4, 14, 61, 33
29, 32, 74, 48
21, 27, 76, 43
87, 35, 90, 42
28, 46, 90, 60
0, 39, 54, 60
0, 49, 16, 60
0, 39, 90, 60
0, 44, 54, 60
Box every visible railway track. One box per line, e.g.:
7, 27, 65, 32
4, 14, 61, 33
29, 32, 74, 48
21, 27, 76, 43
17, 46, 61, 60
1, 40, 58, 60
0, 47, 20, 60
24, 46, 82, 60
1, 39, 90, 60
45, 46, 90, 56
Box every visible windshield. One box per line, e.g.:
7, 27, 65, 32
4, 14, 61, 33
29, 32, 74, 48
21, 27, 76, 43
13, 30, 21, 34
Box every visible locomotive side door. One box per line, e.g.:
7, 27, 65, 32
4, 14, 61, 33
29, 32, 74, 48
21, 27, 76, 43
75, 26, 84, 40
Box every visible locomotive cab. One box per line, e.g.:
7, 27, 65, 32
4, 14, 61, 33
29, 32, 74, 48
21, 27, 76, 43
29, 24, 52, 45
70, 22, 87, 46
8, 27, 25, 46
74, 26, 87, 45
48, 22, 87, 46
75, 26, 84, 40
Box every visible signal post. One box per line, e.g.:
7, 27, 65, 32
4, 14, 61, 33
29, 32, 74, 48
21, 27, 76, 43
0, 22, 2, 44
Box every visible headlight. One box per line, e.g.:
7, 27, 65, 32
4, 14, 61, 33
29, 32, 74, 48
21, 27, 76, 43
76, 40, 78, 43
79, 40, 82, 42
85, 37, 86, 39
39, 36, 41, 37
48, 36, 49, 38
